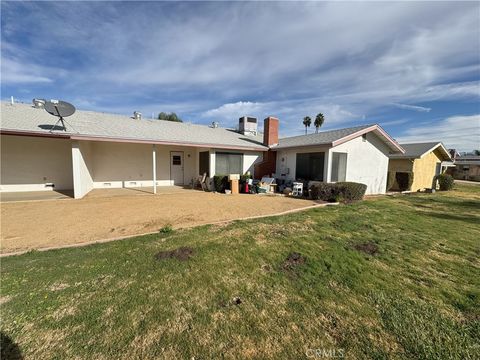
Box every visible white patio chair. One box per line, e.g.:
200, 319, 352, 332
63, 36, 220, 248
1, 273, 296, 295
292, 182, 303, 197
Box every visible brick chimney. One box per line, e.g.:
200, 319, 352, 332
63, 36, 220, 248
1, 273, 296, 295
263, 116, 279, 146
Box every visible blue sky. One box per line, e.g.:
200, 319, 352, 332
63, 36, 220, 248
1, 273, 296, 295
1, 1, 479, 151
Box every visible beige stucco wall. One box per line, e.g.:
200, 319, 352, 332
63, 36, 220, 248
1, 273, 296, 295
89, 141, 198, 188
411, 149, 443, 191
0, 135, 73, 192
389, 149, 443, 191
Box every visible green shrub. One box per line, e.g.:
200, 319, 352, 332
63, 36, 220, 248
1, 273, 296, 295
213, 175, 229, 193
310, 183, 341, 202
395, 172, 414, 191
386, 171, 396, 191
159, 224, 173, 234
435, 174, 454, 191
310, 182, 367, 202
337, 182, 368, 201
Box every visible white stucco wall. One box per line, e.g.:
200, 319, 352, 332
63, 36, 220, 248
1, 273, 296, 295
0, 135, 73, 192
72, 140, 94, 199
243, 152, 263, 175
329, 133, 391, 194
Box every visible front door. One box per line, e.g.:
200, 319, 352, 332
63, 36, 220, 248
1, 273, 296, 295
170, 151, 184, 185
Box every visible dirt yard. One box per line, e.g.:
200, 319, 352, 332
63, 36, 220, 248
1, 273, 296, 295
1, 191, 319, 254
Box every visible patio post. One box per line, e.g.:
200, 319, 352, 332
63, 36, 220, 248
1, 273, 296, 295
152, 144, 157, 194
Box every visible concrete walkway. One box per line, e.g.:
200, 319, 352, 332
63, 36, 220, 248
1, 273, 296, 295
0, 186, 192, 202
455, 180, 480, 185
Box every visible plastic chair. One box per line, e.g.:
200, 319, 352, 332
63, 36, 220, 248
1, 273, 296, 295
292, 182, 303, 197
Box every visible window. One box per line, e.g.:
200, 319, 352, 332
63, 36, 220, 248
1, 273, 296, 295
362, 133, 367, 142
215, 152, 243, 175
199, 151, 210, 176
331, 152, 347, 182
172, 155, 182, 165
295, 152, 325, 181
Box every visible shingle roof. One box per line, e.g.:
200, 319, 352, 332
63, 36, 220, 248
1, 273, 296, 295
275, 124, 372, 149
389, 142, 451, 160
274, 124, 404, 153
0, 102, 267, 151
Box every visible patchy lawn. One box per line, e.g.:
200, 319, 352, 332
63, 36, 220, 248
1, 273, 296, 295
1, 184, 479, 359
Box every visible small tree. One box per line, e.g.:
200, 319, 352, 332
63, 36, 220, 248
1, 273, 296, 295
314, 113, 324, 133
303, 116, 312, 135
158, 112, 183, 122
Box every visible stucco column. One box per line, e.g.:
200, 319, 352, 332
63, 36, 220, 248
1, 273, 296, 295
71, 140, 93, 199
152, 144, 157, 194
209, 149, 216, 177
324, 149, 332, 182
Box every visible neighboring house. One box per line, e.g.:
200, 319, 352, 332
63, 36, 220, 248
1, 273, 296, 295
1, 101, 403, 198
388, 142, 452, 192
262, 121, 404, 195
449, 155, 480, 181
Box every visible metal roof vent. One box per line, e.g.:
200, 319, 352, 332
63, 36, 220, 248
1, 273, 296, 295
211, 121, 219, 128
133, 111, 142, 120
32, 98, 46, 109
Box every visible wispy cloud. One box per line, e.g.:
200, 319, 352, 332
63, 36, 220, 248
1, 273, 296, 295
1, 58, 53, 84
392, 103, 431, 112
396, 114, 480, 151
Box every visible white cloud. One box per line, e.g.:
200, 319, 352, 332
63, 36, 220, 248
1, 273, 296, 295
202, 101, 267, 120
1, 58, 53, 84
392, 103, 431, 112
396, 114, 480, 152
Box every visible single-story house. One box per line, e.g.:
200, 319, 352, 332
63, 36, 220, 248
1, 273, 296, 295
388, 142, 452, 191
1, 101, 404, 198
448, 154, 480, 181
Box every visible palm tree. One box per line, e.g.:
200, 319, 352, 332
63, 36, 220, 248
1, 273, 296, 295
303, 116, 312, 135
314, 113, 324, 133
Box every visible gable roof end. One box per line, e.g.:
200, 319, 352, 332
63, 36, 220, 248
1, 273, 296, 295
389, 142, 452, 160
275, 124, 404, 153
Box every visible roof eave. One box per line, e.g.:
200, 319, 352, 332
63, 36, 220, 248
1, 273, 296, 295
331, 124, 405, 153
272, 142, 333, 150
0, 129, 267, 151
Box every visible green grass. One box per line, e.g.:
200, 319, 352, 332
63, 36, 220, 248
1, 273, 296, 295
1, 184, 479, 359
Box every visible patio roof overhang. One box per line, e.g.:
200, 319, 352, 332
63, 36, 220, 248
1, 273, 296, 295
0, 129, 268, 152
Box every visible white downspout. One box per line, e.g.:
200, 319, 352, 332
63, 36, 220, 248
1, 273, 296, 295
152, 144, 157, 194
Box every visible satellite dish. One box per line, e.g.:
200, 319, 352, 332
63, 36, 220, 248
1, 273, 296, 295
43, 100, 77, 132
44, 100, 76, 118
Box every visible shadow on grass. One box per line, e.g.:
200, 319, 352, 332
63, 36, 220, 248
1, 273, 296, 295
425, 211, 480, 225
1, 332, 23, 360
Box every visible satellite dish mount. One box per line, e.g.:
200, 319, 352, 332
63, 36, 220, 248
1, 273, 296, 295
43, 100, 77, 133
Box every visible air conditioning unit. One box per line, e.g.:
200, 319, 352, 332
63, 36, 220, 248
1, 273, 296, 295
238, 116, 257, 136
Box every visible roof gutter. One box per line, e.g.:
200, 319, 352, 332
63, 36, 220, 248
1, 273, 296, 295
0, 129, 71, 139
0, 129, 267, 151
